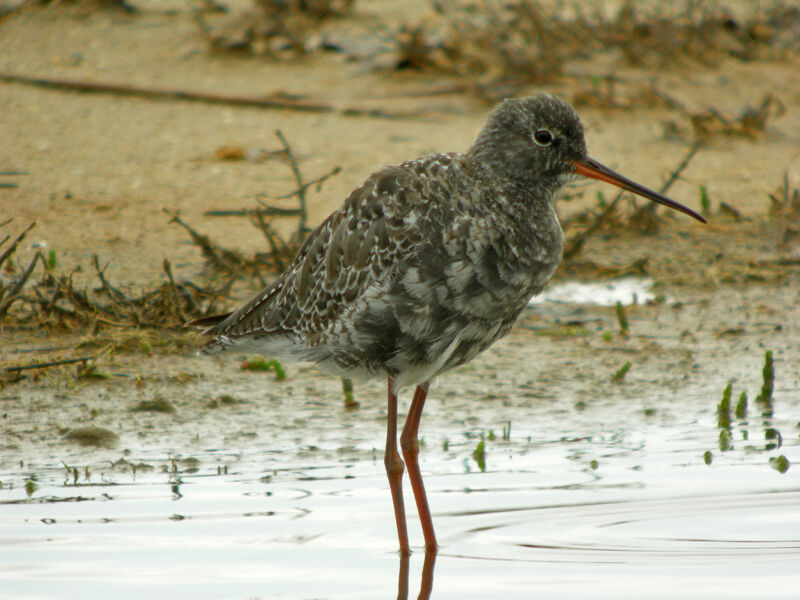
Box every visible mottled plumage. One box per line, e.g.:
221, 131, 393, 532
197, 96, 578, 385
192, 94, 704, 553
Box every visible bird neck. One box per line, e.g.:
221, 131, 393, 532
466, 144, 562, 209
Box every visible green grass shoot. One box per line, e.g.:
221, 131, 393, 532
472, 439, 486, 472
699, 185, 711, 215
756, 350, 774, 404
615, 301, 629, 337
769, 455, 790, 474
241, 357, 287, 380
735, 390, 748, 419
717, 383, 732, 429
613, 361, 632, 381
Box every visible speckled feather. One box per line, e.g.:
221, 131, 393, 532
197, 94, 587, 389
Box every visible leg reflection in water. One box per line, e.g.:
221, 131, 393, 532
397, 547, 437, 600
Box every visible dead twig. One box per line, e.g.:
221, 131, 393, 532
768, 171, 800, 250
204, 165, 339, 221
0, 253, 41, 316
0, 220, 35, 272
563, 192, 624, 260
163, 259, 187, 323
192, 0, 354, 58
18, 0, 138, 13
665, 94, 785, 140
272, 164, 341, 201
0, 221, 41, 316
92, 254, 132, 311
0, 71, 422, 119
374, 2, 800, 101
661, 141, 703, 195
690, 94, 783, 138
629, 141, 703, 229
274, 129, 309, 239
4, 356, 96, 374
0, 71, 331, 113
0, 169, 27, 189
165, 210, 246, 274
0, 221, 232, 334
204, 206, 303, 218
184, 133, 340, 279
249, 210, 292, 275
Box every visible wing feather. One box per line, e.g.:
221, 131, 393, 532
196, 161, 441, 350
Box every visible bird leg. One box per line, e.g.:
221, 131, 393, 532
385, 375, 410, 554
400, 382, 437, 550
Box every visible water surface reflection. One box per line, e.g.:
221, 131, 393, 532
1, 367, 799, 600
1, 424, 797, 599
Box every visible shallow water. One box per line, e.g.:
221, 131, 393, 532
529, 277, 656, 306
2, 386, 798, 600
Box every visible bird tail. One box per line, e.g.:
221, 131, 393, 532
185, 312, 232, 335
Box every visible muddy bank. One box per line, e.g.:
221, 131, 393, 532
1, 0, 799, 474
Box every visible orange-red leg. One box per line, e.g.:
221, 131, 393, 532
400, 382, 437, 550
385, 375, 410, 554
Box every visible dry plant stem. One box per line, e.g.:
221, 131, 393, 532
168, 132, 338, 280
0, 221, 40, 316
203, 169, 340, 267
204, 207, 303, 218
4, 356, 96, 374
249, 210, 290, 275
17, 0, 138, 12
686, 94, 783, 138
0, 219, 228, 329
0, 71, 331, 113
271, 165, 342, 201
630, 140, 703, 224
93, 255, 132, 309
0, 72, 420, 119
200, 132, 336, 276
661, 141, 703, 193
0, 253, 40, 315
390, 1, 795, 101
563, 192, 625, 260
0, 221, 35, 272
165, 210, 243, 274
274, 129, 309, 238
163, 259, 187, 323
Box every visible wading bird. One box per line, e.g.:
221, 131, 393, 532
191, 94, 705, 554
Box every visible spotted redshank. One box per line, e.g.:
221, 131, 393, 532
191, 94, 705, 554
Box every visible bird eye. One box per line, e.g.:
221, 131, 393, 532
533, 129, 553, 146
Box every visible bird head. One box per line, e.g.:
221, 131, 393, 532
470, 94, 706, 223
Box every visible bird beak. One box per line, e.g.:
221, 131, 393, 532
572, 156, 707, 223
